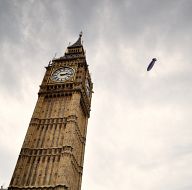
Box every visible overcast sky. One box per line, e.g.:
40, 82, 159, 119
1, 0, 192, 189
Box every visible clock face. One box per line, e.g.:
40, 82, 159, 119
51, 67, 74, 82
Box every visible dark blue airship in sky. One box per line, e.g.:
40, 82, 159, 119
147, 58, 157, 71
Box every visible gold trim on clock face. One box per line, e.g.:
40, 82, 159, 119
51, 67, 75, 82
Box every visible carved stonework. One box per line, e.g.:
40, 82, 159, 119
8, 34, 93, 190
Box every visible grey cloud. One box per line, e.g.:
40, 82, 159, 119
1, 0, 192, 190
0, 1, 23, 44
0, 144, 18, 187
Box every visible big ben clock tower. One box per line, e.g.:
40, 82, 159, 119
8, 33, 93, 190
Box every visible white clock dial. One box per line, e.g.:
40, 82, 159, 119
51, 67, 74, 82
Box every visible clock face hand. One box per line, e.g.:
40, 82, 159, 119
60, 72, 69, 76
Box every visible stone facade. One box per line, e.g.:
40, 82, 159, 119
8, 34, 93, 190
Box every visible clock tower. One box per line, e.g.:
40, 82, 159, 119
8, 33, 93, 190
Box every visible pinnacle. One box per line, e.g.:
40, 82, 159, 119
68, 32, 83, 48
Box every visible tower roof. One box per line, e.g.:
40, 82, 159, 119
68, 32, 83, 48
51, 32, 85, 63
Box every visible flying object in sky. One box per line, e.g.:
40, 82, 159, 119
147, 58, 157, 71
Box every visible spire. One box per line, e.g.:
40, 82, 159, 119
68, 32, 83, 48
55, 32, 85, 61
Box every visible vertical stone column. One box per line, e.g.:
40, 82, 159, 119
35, 156, 43, 186
21, 156, 31, 185
45, 156, 52, 185
18, 156, 28, 186
32, 96, 44, 119
40, 125, 47, 148
39, 157, 47, 186
56, 153, 70, 187
29, 125, 38, 148
25, 156, 35, 186
68, 92, 81, 117
36, 125, 44, 148
28, 157, 38, 186
56, 92, 81, 189
48, 156, 55, 185
53, 155, 60, 185
42, 156, 49, 186
49, 124, 55, 148
10, 156, 22, 186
